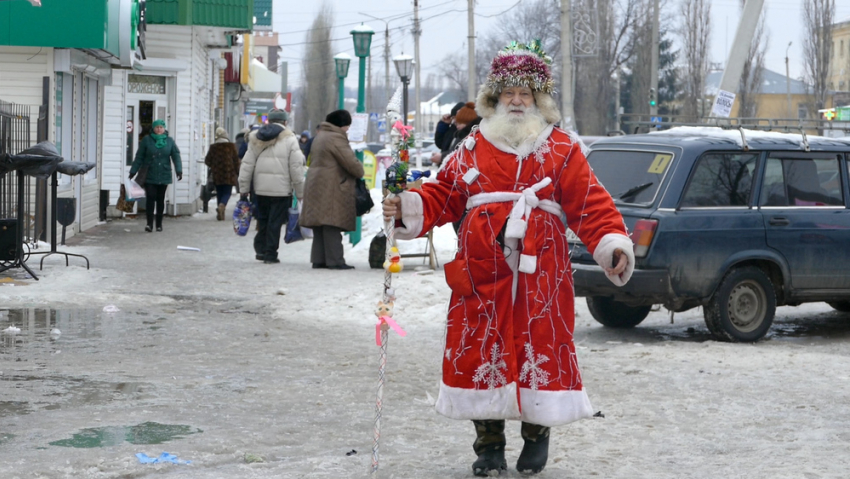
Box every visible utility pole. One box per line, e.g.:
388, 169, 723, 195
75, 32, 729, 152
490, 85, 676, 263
467, 0, 475, 101
384, 24, 390, 103
649, 0, 660, 117
413, 0, 422, 168
785, 41, 793, 119
559, 0, 576, 130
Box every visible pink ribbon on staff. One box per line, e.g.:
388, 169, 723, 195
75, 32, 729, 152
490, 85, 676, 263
375, 316, 406, 346
392, 121, 413, 141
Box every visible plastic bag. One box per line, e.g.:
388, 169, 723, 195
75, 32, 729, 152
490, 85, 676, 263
124, 178, 145, 200
233, 199, 252, 236
284, 206, 303, 244
295, 199, 313, 239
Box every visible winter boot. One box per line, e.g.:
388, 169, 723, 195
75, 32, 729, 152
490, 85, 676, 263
516, 422, 550, 475
471, 420, 507, 477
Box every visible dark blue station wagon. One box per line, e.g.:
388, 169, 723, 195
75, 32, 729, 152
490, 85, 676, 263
570, 127, 850, 342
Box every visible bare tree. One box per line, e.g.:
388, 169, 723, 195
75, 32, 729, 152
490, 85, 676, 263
802, 0, 835, 113
678, 0, 711, 118
737, 0, 769, 118
573, 0, 645, 134
294, 5, 336, 133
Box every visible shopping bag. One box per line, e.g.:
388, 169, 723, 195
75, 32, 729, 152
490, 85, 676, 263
295, 198, 313, 238
116, 184, 136, 213
124, 178, 146, 200
233, 199, 253, 236
284, 206, 303, 244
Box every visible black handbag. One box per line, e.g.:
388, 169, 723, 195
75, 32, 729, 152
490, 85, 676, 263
355, 178, 374, 216
135, 165, 149, 186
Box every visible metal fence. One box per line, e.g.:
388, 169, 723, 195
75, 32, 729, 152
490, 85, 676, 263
0, 100, 46, 249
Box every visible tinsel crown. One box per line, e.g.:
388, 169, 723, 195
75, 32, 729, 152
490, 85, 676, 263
485, 40, 554, 94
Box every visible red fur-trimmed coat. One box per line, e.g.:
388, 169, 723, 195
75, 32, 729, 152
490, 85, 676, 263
395, 124, 634, 427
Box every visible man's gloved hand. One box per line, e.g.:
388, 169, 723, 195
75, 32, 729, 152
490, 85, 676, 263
177, 173, 183, 181
128, 172, 134, 179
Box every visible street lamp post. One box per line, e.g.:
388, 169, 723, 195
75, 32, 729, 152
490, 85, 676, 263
393, 53, 413, 126
334, 53, 351, 111
349, 23, 374, 247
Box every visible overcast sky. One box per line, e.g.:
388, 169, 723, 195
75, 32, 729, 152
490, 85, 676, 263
274, 0, 850, 96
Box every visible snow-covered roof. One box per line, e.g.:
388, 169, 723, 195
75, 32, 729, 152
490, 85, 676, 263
705, 69, 809, 96
648, 126, 825, 149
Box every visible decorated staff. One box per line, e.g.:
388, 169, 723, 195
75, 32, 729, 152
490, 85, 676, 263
371, 87, 410, 475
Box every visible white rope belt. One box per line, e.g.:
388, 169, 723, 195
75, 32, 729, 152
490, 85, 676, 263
465, 177, 562, 274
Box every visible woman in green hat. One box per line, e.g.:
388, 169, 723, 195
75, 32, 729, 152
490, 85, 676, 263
129, 119, 183, 232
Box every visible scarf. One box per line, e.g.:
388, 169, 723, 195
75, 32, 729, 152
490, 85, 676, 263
151, 133, 168, 149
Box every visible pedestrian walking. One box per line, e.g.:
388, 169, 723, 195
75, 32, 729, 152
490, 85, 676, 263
129, 119, 182, 232
237, 110, 305, 264
382, 41, 634, 477
300, 110, 364, 270
205, 127, 241, 221
299, 130, 311, 157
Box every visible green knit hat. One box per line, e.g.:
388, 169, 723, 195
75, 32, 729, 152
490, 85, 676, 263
152, 119, 166, 129
268, 110, 289, 123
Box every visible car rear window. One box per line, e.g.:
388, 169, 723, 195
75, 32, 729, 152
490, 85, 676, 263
586, 149, 673, 205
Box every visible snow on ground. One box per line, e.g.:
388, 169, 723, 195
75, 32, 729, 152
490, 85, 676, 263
2, 195, 850, 478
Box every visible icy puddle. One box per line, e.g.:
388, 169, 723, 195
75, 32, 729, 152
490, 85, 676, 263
49, 422, 202, 448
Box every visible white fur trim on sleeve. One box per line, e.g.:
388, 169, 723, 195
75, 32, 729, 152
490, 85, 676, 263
592, 233, 635, 286
393, 191, 424, 240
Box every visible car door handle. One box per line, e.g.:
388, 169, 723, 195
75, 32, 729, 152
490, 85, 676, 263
769, 217, 790, 226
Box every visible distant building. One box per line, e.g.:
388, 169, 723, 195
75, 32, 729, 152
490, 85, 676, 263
828, 15, 850, 93
705, 69, 825, 120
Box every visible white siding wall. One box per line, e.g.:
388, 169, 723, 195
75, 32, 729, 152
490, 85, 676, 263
143, 25, 207, 212
0, 46, 54, 145
102, 70, 126, 207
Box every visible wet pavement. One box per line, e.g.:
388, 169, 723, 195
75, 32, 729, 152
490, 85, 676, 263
3, 212, 850, 478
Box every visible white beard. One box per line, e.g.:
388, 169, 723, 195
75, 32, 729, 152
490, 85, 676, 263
482, 102, 549, 149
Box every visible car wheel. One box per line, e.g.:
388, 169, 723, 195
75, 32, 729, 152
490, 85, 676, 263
704, 266, 776, 342
586, 296, 651, 328
827, 301, 850, 312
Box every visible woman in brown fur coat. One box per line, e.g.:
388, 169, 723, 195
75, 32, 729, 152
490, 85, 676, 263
205, 127, 241, 220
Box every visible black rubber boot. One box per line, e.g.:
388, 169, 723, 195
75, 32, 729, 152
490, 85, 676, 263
471, 420, 507, 477
516, 422, 550, 475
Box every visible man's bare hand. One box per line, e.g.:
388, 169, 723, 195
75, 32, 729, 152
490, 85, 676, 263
605, 248, 628, 277
383, 196, 402, 221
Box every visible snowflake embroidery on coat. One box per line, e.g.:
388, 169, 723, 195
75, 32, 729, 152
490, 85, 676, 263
472, 343, 508, 390
533, 142, 551, 165
445, 348, 452, 360
519, 343, 550, 390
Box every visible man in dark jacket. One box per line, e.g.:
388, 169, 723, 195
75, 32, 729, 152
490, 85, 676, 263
435, 101, 466, 164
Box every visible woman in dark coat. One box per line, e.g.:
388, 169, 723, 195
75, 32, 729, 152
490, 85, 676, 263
129, 119, 182, 232
300, 110, 364, 270
205, 127, 240, 220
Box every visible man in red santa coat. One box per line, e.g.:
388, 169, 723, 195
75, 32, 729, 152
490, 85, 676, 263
383, 41, 634, 476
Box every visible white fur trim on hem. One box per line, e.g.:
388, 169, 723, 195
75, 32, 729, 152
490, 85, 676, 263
435, 381, 522, 421
592, 233, 635, 286
519, 388, 593, 427
394, 191, 424, 240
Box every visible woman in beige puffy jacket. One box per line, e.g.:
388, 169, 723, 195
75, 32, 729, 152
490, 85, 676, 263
238, 110, 305, 264
300, 110, 364, 270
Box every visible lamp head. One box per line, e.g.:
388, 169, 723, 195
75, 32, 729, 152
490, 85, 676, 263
334, 52, 352, 79
350, 23, 375, 58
